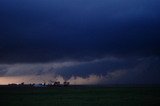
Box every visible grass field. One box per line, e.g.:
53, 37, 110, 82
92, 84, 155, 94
0, 86, 160, 106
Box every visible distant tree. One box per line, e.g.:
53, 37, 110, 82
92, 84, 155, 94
63, 81, 70, 86
54, 81, 60, 86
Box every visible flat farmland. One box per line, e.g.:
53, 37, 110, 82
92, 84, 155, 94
0, 86, 160, 106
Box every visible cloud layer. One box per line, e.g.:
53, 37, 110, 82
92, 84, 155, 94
0, 0, 160, 63
0, 57, 160, 84
0, 0, 160, 84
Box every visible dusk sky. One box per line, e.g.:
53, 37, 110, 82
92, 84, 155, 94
0, 0, 160, 85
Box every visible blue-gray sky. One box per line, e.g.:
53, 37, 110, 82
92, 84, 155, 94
0, 0, 160, 84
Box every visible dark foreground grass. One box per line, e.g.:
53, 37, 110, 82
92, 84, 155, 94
0, 86, 160, 106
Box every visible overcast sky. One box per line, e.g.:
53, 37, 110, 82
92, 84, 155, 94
0, 0, 160, 84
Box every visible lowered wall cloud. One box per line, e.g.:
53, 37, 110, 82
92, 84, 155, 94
0, 57, 159, 85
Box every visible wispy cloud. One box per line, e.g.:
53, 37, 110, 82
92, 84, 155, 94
0, 56, 121, 77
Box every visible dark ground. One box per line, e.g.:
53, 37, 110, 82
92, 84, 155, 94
0, 85, 160, 106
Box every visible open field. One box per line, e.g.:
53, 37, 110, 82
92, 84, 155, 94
0, 86, 160, 106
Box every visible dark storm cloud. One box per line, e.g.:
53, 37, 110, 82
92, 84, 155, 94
0, 56, 159, 84
0, 0, 160, 64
